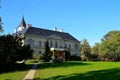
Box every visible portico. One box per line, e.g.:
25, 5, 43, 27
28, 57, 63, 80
50, 48, 65, 61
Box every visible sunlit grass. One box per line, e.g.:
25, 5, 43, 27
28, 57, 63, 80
34, 61, 120, 80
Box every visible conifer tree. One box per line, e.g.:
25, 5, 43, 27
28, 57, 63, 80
80, 39, 91, 61
0, 0, 3, 34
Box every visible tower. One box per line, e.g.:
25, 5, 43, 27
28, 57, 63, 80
18, 16, 26, 31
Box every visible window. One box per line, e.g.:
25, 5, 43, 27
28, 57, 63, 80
26, 39, 32, 45
27, 39, 34, 47
50, 41, 53, 47
64, 44, 67, 48
74, 43, 78, 49
19, 33, 22, 36
69, 44, 71, 49
60, 45, 62, 48
31, 40, 34, 47
55, 42, 58, 48
39, 41, 41, 47
74, 44, 76, 49
39, 51, 41, 54
26, 40, 30, 45
44, 42, 46, 47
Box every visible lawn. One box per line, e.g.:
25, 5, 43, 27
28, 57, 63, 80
34, 61, 120, 80
0, 60, 36, 80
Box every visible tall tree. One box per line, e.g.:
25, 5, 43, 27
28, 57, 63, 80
0, 0, 3, 34
99, 31, 120, 61
91, 42, 100, 55
91, 42, 100, 61
0, 17, 3, 33
80, 39, 91, 61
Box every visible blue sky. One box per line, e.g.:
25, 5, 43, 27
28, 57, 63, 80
1, 0, 120, 46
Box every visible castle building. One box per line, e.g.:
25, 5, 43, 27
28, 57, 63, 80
14, 17, 80, 58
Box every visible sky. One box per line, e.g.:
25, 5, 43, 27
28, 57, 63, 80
1, 0, 120, 46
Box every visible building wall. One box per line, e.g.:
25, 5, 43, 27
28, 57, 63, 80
23, 34, 80, 56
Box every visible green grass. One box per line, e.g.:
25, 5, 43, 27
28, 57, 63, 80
0, 59, 36, 80
34, 61, 120, 80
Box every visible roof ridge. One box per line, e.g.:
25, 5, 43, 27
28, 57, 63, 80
31, 26, 68, 34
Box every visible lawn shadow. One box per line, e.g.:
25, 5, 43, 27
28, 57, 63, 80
37, 61, 91, 70
43, 68, 120, 80
0, 63, 33, 74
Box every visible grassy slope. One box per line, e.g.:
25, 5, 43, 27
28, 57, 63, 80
34, 61, 120, 80
0, 60, 35, 80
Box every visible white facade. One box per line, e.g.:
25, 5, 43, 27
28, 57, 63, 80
24, 34, 80, 56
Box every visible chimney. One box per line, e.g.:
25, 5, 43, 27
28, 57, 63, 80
60, 29, 63, 32
18, 26, 24, 31
54, 27, 57, 31
26, 24, 32, 28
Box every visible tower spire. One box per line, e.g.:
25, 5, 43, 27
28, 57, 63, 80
19, 16, 26, 27
18, 16, 26, 31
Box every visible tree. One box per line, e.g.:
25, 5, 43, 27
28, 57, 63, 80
99, 31, 120, 61
80, 39, 91, 61
0, 35, 33, 66
43, 40, 51, 62
0, 17, 3, 33
91, 42, 100, 61
91, 43, 100, 55
0, 1, 3, 34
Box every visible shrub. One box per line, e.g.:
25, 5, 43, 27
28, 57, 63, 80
70, 55, 81, 61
